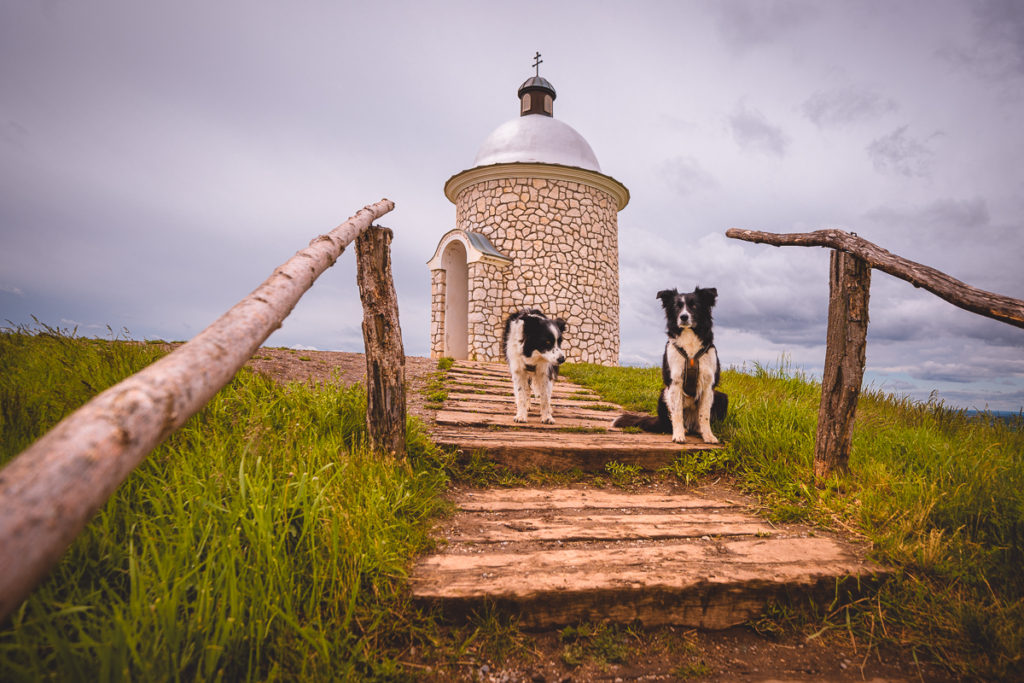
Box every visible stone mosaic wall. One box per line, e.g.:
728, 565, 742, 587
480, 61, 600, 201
432, 175, 620, 365
429, 269, 446, 356
466, 260, 509, 360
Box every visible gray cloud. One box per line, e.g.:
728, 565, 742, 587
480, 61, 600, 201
909, 356, 1024, 383
863, 197, 992, 249
2, 1, 1022, 411
619, 231, 829, 364
865, 125, 936, 177
869, 197, 990, 230
867, 290, 1021, 347
728, 104, 790, 157
940, 0, 1024, 80
660, 156, 718, 197
710, 0, 817, 48
860, 197, 1022, 299
802, 86, 898, 127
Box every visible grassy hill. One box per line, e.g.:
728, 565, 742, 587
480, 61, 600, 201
0, 327, 449, 680
560, 360, 1024, 679
1, 326, 1021, 679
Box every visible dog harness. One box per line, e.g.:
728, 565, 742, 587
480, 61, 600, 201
672, 343, 712, 398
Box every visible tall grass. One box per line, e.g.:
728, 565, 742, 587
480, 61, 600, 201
6, 324, 1023, 679
561, 359, 1024, 679
0, 325, 449, 681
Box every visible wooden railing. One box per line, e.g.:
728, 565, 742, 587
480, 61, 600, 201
726, 228, 1024, 480
0, 199, 404, 621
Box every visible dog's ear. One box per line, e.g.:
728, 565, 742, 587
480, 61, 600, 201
656, 289, 677, 308
554, 318, 567, 333
697, 287, 718, 307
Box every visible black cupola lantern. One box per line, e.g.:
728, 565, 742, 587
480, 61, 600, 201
518, 52, 556, 117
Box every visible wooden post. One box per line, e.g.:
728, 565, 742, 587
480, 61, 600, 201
814, 249, 871, 480
726, 227, 1024, 478
0, 199, 395, 622
355, 225, 407, 457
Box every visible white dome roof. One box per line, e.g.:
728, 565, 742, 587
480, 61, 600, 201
472, 114, 601, 172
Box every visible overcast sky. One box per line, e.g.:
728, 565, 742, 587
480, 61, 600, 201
2, 0, 1022, 411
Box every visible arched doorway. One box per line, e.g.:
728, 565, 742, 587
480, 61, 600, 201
441, 240, 468, 359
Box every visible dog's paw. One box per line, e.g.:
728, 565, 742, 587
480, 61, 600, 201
701, 433, 720, 444
672, 434, 687, 444
541, 415, 555, 424
513, 414, 528, 423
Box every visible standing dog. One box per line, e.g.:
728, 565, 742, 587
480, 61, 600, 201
502, 309, 566, 424
614, 287, 727, 443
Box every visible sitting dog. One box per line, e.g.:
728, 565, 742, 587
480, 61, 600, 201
502, 309, 566, 424
613, 287, 727, 443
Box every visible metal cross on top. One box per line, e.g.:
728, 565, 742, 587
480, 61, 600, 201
532, 51, 543, 76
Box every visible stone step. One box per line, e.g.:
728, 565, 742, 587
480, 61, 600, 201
410, 488, 889, 630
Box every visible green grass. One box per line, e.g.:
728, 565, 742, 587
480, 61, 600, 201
562, 359, 1024, 679
0, 323, 170, 459
559, 363, 663, 412
603, 460, 649, 488
558, 622, 630, 669
5, 327, 1023, 680
0, 324, 451, 681
423, 358, 453, 410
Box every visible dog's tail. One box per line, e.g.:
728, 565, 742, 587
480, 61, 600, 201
614, 390, 729, 432
712, 390, 728, 423
612, 412, 663, 432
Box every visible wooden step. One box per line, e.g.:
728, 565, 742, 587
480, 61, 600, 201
438, 402, 617, 422
446, 366, 515, 380
435, 407, 616, 430
446, 392, 620, 411
421, 364, 887, 631
445, 377, 601, 400
448, 359, 516, 371
410, 488, 889, 629
430, 427, 721, 472
433, 360, 722, 471
443, 510, 772, 543
456, 488, 740, 511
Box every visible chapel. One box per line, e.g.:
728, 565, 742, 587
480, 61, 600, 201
427, 61, 629, 364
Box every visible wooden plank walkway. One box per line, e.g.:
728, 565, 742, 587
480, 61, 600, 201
411, 487, 888, 629
413, 360, 889, 629
430, 360, 723, 472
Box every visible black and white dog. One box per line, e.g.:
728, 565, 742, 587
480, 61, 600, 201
614, 287, 727, 443
502, 309, 566, 424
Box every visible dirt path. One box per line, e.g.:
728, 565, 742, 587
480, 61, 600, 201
245, 348, 955, 682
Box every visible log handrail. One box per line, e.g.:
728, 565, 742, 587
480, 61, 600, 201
0, 198, 395, 621
726, 226, 1023, 480
726, 228, 1024, 329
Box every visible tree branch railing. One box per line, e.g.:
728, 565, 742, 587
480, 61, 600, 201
0, 198, 401, 621
726, 227, 1024, 480
727, 228, 1024, 329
